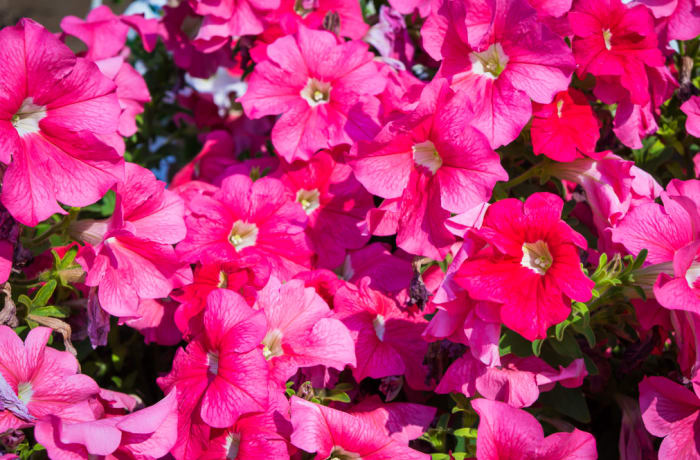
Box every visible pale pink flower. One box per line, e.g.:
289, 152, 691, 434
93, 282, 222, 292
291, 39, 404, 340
639, 376, 700, 459
350, 79, 507, 258
256, 277, 356, 383
471, 398, 597, 459
191, 0, 281, 45
0, 18, 123, 226
35, 390, 178, 460
290, 396, 430, 459
333, 281, 432, 390
75, 163, 192, 319
239, 26, 385, 162
0, 327, 99, 432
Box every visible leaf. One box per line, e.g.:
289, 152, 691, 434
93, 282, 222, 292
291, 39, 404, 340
453, 428, 478, 438
30, 305, 70, 319
537, 386, 591, 423
499, 328, 533, 357
548, 329, 583, 359
323, 391, 351, 403
32, 280, 57, 307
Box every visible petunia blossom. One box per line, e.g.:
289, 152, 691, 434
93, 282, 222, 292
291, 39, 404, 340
281, 150, 373, 269
682, 96, 700, 138
290, 396, 430, 459
0, 327, 99, 432
455, 193, 594, 340
239, 25, 385, 162
422, 0, 575, 148
75, 163, 192, 319
333, 281, 432, 390
471, 398, 597, 459
158, 289, 269, 431
531, 89, 602, 162
639, 376, 700, 460
176, 174, 312, 280
256, 277, 356, 383
350, 79, 507, 259
0, 18, 123, 226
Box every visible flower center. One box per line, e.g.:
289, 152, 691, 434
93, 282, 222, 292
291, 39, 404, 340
17, 382, 33, 405
470, 43, 509, 79
207, 352, 220, 376
12, 97, 46, 137
685, 262, 700, 290
225, 432, 241, 459
556, 99, 564, 118
373, 314, 386, 341
301, 78, 331, 107
326, 446, 361, 460
228, 220, 258, 251
521, 240, 553, 275
296, 188, 321, 214
602, 28, 612, 51
262, 329, 284, 360
218, 271, 228, 288
412, 140, 442, 174
294, 0, 319, 16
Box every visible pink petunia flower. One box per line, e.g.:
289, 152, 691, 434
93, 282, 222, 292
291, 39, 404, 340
422, 0, 575, 148
75, 163, 192, 319
437, 353, 587, 408
639, 376, 700, 460
455, 193, 594, 340
471, 398, 597, 459
682, 96, 700, 138
239, 25, 385, 163
173, 257, 270, 338
290, 396, 430, 459
200, 410, 291, 459
176, 174, 312, 280
333, 281, 432, 390
35, 389, 178, 460
192, 0, 281, 47
350, 79, 507, 259
255, 277, 356, 383
531, 89, 602, 162
336, 243, 414, 294
636, 0, 700, 42
0, 18, 124, 226
0, 327, 99, 432
281, 150, 373, 269
158, 289, 269, 431
569, 0, 665, 105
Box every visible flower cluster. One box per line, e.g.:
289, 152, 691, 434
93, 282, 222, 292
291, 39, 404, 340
0, 0, 697, 458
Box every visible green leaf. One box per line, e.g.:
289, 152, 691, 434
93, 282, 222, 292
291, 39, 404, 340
453, 427, 478, 438
554, 320, 570, 341
323, 391, 351, 403
548, 330, 583, 359
537, 386, 591, 423
532, 339, 543, 357
30, 305, 70, 318
32, 279, 57, 307
499, 328, 533, 357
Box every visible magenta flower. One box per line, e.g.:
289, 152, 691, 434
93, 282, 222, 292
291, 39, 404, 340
281, 150, 373, 269
569, 0, 665, 105
531, 89, 602, 162
201, 411, 290, 459
256, 277, 356, 383
639, 376, 700, 460
471, 398, 597, 459
0, 327, 99, 432
337, 243, 414, 294
177, 174, 312, 279
75, 163, 192, 319
290, 396, 430, 459
334, 281, 432, 390
0, 19, 124, 226
239, 25, 385, 162
422, 0, 574, 148
455, 193, 594, 340
350, 79, 507, 258
158, 289, 269, 430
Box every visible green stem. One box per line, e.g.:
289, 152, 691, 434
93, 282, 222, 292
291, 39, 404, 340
26, 208, 80, 248
502, 161, 547, 190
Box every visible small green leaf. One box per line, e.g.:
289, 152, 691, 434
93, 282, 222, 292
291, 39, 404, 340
32, 279, 57, 307
30, 305, 70, 318
453, 427, 478, 438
